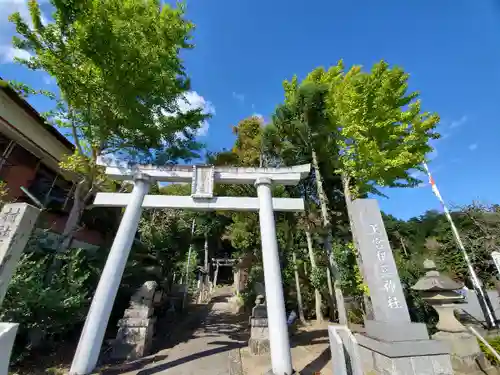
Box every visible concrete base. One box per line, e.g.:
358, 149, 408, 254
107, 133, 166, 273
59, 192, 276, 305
355, 332, 454, 375
249, 338, 270, 355
433, 331, 498, 375
0, 323, 18, 375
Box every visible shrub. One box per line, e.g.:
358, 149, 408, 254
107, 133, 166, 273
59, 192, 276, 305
0, 250, 96, 363
478, 335, 500, 366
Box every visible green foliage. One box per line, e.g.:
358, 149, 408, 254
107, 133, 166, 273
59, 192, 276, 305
6, 0, 207, 252
328, 60, 440, 197
333, 241, 367, 296
310, 267, 327, 291
0, 250, 97, 363
8, 0, 206, 160
479, 336, 500, 366
385, 203, 500, 288
347, 307, 365, 325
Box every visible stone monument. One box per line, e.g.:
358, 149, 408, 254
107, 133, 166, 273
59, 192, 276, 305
249, 295, 270, 355
350, 199, 454, 375
0, 203, 40, 305
0, 203, 40, 375
111, 281, 158, 360
413, 260, 497, 375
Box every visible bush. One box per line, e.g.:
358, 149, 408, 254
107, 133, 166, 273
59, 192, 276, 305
0, 250, 97, 363
479, 335, 500, 366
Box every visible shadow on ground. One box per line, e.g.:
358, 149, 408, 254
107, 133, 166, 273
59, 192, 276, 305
299, 347, 331, 374
135, 341, 245, 375
99, 291, 249, 374
290, 328, 329, 347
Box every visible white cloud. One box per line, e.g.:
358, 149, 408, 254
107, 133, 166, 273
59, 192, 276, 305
251, 113, 267, 127
176, 91, 215, 137
232, 91, 245, 103
162, 91, 215, 137
252, 113, 264, 121
468, 143, 478, 151
0, 0, 48, 63
450, 115, 468, 129
0, 45, 30, 63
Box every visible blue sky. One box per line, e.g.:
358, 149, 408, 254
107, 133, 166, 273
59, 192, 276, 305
1, 0, 500, 220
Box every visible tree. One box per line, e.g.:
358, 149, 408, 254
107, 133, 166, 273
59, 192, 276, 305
326, 60, 440, 207
8, 0, 207, 250
267, 82, 348, 324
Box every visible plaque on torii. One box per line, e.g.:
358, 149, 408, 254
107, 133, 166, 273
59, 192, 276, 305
191, 165, 215, 199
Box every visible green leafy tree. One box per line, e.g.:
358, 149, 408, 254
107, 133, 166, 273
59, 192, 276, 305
325, 60, 440, 204
7, 0, 207, 250
266, 81, 348, 324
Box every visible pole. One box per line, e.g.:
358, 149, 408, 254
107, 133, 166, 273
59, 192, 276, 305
183, 218, 196, 309
423, 162, 497, 328
255, 177, 293, 375
70, 174, 150, 375
469, 326, 500, 363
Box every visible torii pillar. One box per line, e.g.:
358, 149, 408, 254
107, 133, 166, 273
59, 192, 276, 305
70, 161, 310, 375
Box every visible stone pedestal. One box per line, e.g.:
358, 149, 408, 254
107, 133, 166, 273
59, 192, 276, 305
356, 321, 454, 375
111, 281, 158, 360
249, 317, 270, 355
433, 331, 497, 375
112, 317, 156, 360
412, 260, 497, 375
248, 295, 270, 356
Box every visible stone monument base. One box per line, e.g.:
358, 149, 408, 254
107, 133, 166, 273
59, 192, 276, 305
356, 321, 454, 374
432, 331, 498, 375
356, 334, 453, 374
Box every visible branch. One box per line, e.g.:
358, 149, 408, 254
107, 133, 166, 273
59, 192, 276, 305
70, 112, 85, 157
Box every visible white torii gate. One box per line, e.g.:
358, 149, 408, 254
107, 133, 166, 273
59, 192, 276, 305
70, 161, 310, 375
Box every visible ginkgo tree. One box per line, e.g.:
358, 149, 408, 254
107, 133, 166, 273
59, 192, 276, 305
326, 60, 440, 206
265, 60, 440, 322
8, 0, 208, 250
324, 61, 440, 316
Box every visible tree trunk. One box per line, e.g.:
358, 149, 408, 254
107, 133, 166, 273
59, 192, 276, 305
45, 181, 87, 284
204, 233, 209, 272
306, 229, 323, 323
292, 251, 306, 324
311, 149, 347, 324
341, 173, 373, 320
59, 180, 87, 252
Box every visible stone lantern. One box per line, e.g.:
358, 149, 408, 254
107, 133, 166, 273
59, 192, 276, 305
412, 259, 465, 333
412, 259, 497, 375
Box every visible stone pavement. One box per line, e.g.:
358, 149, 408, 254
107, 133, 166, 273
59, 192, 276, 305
100, 287, 333, 375
102, 286, 246, 375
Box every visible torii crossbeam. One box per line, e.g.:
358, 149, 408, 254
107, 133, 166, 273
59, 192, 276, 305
70, 160, 310, 375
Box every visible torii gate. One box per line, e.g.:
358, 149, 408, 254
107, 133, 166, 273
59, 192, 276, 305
70, 161, 310, 375
211, 257, 237, 290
